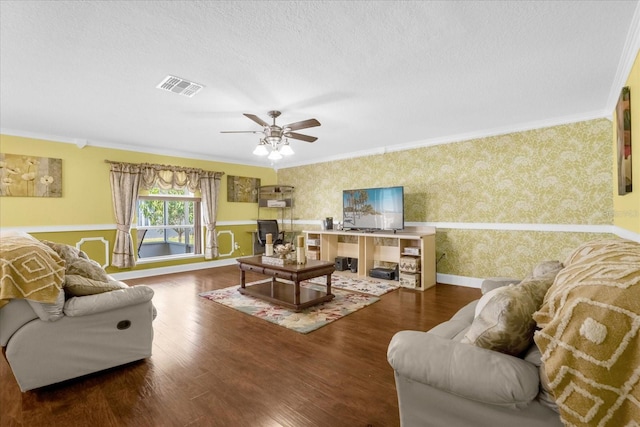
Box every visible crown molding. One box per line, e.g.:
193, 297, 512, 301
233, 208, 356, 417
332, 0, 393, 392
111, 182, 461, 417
3, 108, 609, 171
279, 111, 609, 168
605, 0, 640, 112
0, 128, 271, 169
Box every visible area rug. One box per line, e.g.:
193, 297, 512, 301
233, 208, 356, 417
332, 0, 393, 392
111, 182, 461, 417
198, 283, 379, 334
307, 274, 400, 296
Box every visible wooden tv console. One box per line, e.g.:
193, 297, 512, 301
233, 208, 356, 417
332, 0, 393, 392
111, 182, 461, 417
304, 227, 436, 291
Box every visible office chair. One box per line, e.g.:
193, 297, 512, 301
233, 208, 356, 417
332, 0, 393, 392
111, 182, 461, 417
257, 220, 285, 247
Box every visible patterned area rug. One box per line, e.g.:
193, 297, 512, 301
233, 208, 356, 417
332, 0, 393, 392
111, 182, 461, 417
199, 283, 379, 334
307, 274, 400, 296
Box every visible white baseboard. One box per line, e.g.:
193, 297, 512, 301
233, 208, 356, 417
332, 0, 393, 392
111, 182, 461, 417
111, 257, 238, 280
436, 273, 483, 289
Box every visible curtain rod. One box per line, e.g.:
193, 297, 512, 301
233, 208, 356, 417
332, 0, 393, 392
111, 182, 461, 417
104, 159, 224, 175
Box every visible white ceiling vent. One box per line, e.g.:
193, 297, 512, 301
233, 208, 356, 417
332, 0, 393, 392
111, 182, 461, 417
156, 75, 204, 97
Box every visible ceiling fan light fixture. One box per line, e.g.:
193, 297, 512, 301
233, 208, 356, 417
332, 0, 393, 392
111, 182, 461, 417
280, 142, 294, 156
268, 150, 283, 161
266, 135, 280, 145
221, 110, 320, 162
253, 142, 269, 156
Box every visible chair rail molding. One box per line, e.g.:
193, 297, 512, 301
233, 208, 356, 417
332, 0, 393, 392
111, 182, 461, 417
76, 237, 110, 269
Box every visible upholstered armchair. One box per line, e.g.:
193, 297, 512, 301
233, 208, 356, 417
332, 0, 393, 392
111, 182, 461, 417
0, 232, 156, 391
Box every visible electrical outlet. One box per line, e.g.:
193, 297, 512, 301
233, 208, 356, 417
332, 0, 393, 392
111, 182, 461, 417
234, 242, 240, 250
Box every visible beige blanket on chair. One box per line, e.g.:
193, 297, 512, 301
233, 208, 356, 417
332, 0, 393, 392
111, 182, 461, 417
533, 239, 640, 426
0, 235, 65, 308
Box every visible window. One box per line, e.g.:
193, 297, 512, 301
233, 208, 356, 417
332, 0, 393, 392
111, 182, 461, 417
137, 188, 201, 259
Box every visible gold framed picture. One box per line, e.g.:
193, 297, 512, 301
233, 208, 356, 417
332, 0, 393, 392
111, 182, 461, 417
0, 153, 62, 197
227, 175, 260, 202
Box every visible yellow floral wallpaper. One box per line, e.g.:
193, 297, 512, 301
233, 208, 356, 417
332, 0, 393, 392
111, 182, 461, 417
279, 119, 616, 279
435, 229, 614, 278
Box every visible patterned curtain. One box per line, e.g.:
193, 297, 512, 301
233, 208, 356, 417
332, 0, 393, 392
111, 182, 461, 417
109, 163, 141, 268
200, 171, 224, 259
107, 160, 223, 263
139, 164, 200, 192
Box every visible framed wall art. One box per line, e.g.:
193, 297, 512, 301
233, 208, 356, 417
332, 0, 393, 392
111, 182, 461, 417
616, 86, 632, 195
227, 175, 260, 202
0, 153, 62, 197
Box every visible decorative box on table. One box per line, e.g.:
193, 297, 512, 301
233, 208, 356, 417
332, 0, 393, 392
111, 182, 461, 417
399, 256, 420, 273
399, 272, 420, 289
261, 256, 295, 266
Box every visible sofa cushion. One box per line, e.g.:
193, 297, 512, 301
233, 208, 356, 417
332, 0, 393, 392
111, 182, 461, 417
462, 274, 556, 356
26, 287, 65, 321
64, 275, 128, 297
64, 285, 154, 316
388, 331, 540, 408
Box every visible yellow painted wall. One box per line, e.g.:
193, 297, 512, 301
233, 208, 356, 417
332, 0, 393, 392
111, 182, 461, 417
0, 134, 275, 272
0, 134, 276, 225
612, 50, 640, 233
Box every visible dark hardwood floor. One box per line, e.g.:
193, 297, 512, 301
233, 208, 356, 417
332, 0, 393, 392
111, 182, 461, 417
1, 265, 481, 427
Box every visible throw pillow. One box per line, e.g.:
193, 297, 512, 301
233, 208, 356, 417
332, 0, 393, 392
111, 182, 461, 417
462, 274, 556, 356
66, 257, 109, 282
64, 274, 128, 297
40, 240, 89, 264
532, 260, 563, 278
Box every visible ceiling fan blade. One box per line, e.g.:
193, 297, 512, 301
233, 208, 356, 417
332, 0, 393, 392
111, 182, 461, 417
286, 132, 317, 143
284, 118, 321, 131
220, 130, 262, 134
243, 113, 269, 127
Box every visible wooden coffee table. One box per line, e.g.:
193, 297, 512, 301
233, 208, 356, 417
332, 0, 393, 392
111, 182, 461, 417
237, 256, 335, 311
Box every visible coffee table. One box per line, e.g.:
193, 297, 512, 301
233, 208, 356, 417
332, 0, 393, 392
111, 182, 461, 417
237, 256, 335, 311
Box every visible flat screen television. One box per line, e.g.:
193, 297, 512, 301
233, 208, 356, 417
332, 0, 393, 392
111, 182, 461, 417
342, 186, 404, 231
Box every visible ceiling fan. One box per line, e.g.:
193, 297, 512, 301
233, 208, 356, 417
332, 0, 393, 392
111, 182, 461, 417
221, 110, 320, 160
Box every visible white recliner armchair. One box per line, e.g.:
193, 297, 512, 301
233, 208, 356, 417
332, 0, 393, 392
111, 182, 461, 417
1, 286, 155, 391
1, 232, 156, 391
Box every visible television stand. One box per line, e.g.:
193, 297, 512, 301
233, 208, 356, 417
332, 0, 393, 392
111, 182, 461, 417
344, 228, 397, 234
304, 228, 436, 291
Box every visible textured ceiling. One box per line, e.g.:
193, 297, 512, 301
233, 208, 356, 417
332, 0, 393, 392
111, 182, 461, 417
1, 1, 639, 168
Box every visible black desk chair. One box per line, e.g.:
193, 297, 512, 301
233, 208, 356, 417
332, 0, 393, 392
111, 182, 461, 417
257, 220, 285, 247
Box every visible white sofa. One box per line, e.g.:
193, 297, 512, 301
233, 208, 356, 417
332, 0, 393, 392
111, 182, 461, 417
0, 232, 156, 391
387, 294, 562, 426
388, 238, 640, 426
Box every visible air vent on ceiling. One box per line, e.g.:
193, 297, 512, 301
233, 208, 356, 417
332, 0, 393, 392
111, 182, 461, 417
156, 75, 204, 97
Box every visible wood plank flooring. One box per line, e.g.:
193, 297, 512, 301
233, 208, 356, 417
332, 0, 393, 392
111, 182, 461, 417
0, 265, 481, 427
